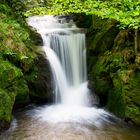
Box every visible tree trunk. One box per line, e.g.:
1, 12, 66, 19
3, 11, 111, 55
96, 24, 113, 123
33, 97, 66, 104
134, 29, 138, 54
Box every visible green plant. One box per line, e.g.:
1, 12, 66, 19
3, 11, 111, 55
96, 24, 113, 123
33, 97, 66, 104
24, 0, 140, 54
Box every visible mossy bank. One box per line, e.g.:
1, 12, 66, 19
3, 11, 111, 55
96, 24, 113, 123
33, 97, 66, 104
0, 1, 51, 131
87, 16, 140, 125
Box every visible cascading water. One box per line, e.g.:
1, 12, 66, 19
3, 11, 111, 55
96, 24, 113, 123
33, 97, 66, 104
27, 15, 109, 124
28, 15, 91, 106
47, 33, 90, 106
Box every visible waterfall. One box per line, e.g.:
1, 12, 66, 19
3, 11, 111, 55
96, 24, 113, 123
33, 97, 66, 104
26, 15, 111, 126
48, 33, 87, 86
27, 15, 91, 106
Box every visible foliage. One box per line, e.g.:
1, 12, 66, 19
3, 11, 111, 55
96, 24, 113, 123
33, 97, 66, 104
23, 0, 140, 30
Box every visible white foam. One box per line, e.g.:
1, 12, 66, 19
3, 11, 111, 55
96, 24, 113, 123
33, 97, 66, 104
30, 105, 111, 128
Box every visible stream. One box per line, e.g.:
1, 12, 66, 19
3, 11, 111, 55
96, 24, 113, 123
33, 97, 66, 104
0, 104, 140, 140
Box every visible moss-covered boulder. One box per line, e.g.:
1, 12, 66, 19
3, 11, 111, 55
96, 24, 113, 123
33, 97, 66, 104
87, 16, 140, 125
87, 16, 119, 106
0, 59, 26, 130
0, 2, 51, 131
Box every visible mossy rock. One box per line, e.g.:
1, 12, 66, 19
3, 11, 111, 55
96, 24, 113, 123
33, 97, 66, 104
0, 2, 43, 130
72, 13, 92, 28
14, 80, 30, 107
87, 16, 119, 54
89, 53, 113, 105
107, 73, 126, 117
0, 59, 23, 88
87, 16, 140, 125
28, 54, 53, 103
0, 89, 16, 131
124, 70, 140, 125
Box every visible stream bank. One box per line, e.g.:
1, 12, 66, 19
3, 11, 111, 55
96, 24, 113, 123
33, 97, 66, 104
0, 1, 52, 131
87, 15, 140, 125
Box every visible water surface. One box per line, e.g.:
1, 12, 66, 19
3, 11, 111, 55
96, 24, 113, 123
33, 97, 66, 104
0, 105, 140, 140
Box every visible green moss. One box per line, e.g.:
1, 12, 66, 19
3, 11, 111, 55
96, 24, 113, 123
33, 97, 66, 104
107, 75, 126, 117
0, 2, 40, 130
0, 59, 23, 88
123, 70, 140, 124
125, 105, 140, 125
87, 16, 119, 53
14, 80, 29, 106
107, 68, 140, 121
88, 54, 112, 105
0, 13, 36, 69
87, 16, 140, 125
0, 89, 16, 130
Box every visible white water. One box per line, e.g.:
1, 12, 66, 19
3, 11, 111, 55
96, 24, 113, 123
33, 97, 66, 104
27, 15, 109, 124
27, 15, 90, 106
